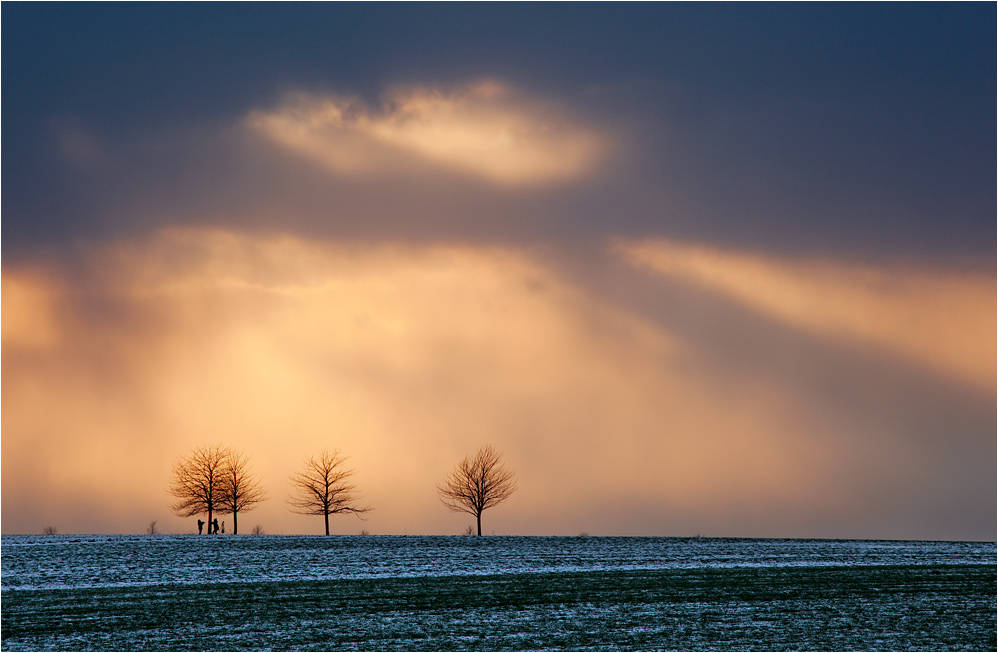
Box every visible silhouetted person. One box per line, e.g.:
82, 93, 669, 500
212, 518, 219, 534
197, 519, 204, 535
221, 521, 225, 534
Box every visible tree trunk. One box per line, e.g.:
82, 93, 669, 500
232, 510, 237, 535
207, 507, 213, 535
324, 511, 330, 536
476, 512, 482, 536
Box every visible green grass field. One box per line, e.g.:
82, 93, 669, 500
2, 564, 994, 651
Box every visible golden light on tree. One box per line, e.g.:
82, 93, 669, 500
287, 449, 371, 535
438, 445, 517, 536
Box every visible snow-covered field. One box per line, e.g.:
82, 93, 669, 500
2, 536, 995, 650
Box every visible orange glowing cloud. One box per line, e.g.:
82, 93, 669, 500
616, 238, 996, 391
3, 229, 991, 539
2, 271, 63, 350
2, 228, 850, 536
246, 82, 609, 185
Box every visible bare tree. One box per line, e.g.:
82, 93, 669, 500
147, 521, 159, 535
218, 449, 268, 535
42, 525, 57, 535
287, 449, 371, 535
168, 443, 228, 534
438, 445, 517, 536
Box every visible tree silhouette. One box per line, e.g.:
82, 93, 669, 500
218, 449, 268, 535
168, 443, 228, 534
287, 449, 370, 535
438, 445, 517, 536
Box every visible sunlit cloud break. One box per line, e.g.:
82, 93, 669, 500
5, 228, 869, 536
616, 238, 996, 391
246, 81, 609, 186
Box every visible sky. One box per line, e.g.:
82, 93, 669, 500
2, 3, 994, 540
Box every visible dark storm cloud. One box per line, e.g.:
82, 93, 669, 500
3, 3, 994, 260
